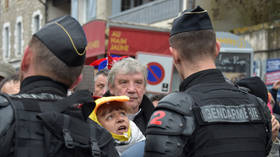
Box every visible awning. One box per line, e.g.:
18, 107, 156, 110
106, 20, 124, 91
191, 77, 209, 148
83, 20, 171, 57
83, 20, 106, 57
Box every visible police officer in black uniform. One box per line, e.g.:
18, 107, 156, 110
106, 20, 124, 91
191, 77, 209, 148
0, 16, 118, 157
144, 6, 272, 157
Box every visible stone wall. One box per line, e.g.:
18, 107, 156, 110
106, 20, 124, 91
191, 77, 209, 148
234, 22, 280, 79
196, 0, 280, 32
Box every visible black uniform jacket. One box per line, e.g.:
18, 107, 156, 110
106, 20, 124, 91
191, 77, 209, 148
0, 76, 69, 135
144, 69, 272, 157
179, 69, 226, 92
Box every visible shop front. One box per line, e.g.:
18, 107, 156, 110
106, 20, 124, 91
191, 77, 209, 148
83, 20, 254, 93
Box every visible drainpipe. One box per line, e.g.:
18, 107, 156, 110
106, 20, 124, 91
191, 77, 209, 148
38, 0, 48, 23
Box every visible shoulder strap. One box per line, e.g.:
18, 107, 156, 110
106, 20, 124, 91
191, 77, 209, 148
40, 90, 93, 113
89, 124, 101, 157
87, 119, 119, 156
10, 90, 93, 113
38, 112, 115, 157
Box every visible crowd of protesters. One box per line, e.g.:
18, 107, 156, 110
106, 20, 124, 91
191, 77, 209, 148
0, 5, 280, 157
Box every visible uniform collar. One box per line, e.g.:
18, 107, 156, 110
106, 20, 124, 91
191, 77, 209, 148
179, 69, 226, 91
20, 76, 68, 96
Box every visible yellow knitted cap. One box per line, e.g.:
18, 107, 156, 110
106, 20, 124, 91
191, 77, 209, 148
89, 96, 129, 125
88, 96, 131, 141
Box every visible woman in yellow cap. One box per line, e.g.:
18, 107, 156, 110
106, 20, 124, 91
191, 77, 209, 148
89, 96, 145, 155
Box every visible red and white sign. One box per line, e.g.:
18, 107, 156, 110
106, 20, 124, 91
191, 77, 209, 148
147, 62, 165, 85
137, 52, 173, 94
108, 26, 170, 56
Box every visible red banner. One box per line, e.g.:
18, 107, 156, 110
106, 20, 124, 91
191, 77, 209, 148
83, 20, 106, 57
108, 27, 171, 56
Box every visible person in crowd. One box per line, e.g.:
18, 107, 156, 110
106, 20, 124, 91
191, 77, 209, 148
0, 15, 118, 157
236, 76, 269, 103
236, 76, 280, 157
89, 96, 145, 155
93, 69, 109, 97
236, 77, 278, 115
144, 6, 272, 157
269, 80, 280, 114
268, 92, 275, 113
0, 61, 16, 82
0, 74, 20, 94
150, 94, 166, 107
105, 57, 154, 134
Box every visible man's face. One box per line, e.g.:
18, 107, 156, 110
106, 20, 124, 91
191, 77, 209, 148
97, 105, 129, 135
93, 74, 108, 97
1, 80, 20, 94
109, 72, 146, 114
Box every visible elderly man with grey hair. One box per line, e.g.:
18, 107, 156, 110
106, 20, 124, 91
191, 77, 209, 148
104, 57, 154, 134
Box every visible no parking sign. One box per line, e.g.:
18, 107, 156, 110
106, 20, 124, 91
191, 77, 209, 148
137, 52, 173, 93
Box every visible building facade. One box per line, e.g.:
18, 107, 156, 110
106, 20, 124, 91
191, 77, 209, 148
1, 0, 279, 83
73, 0, 280, 82
0, 0, 45, 68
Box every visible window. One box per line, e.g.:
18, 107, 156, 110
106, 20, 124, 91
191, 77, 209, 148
32, 10, 41, 34
71, 0, 78, 20
34, 15, 40, 32
121, 0, 155, 11
3, 23, 10, 59
15, 20, 23, 55
121, 0, 131, 11
134, 0, 143, 7
112, 0, 156, 15
4, 27, 9, 58
85, 0, 96, 22
215, 53, 251, 81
